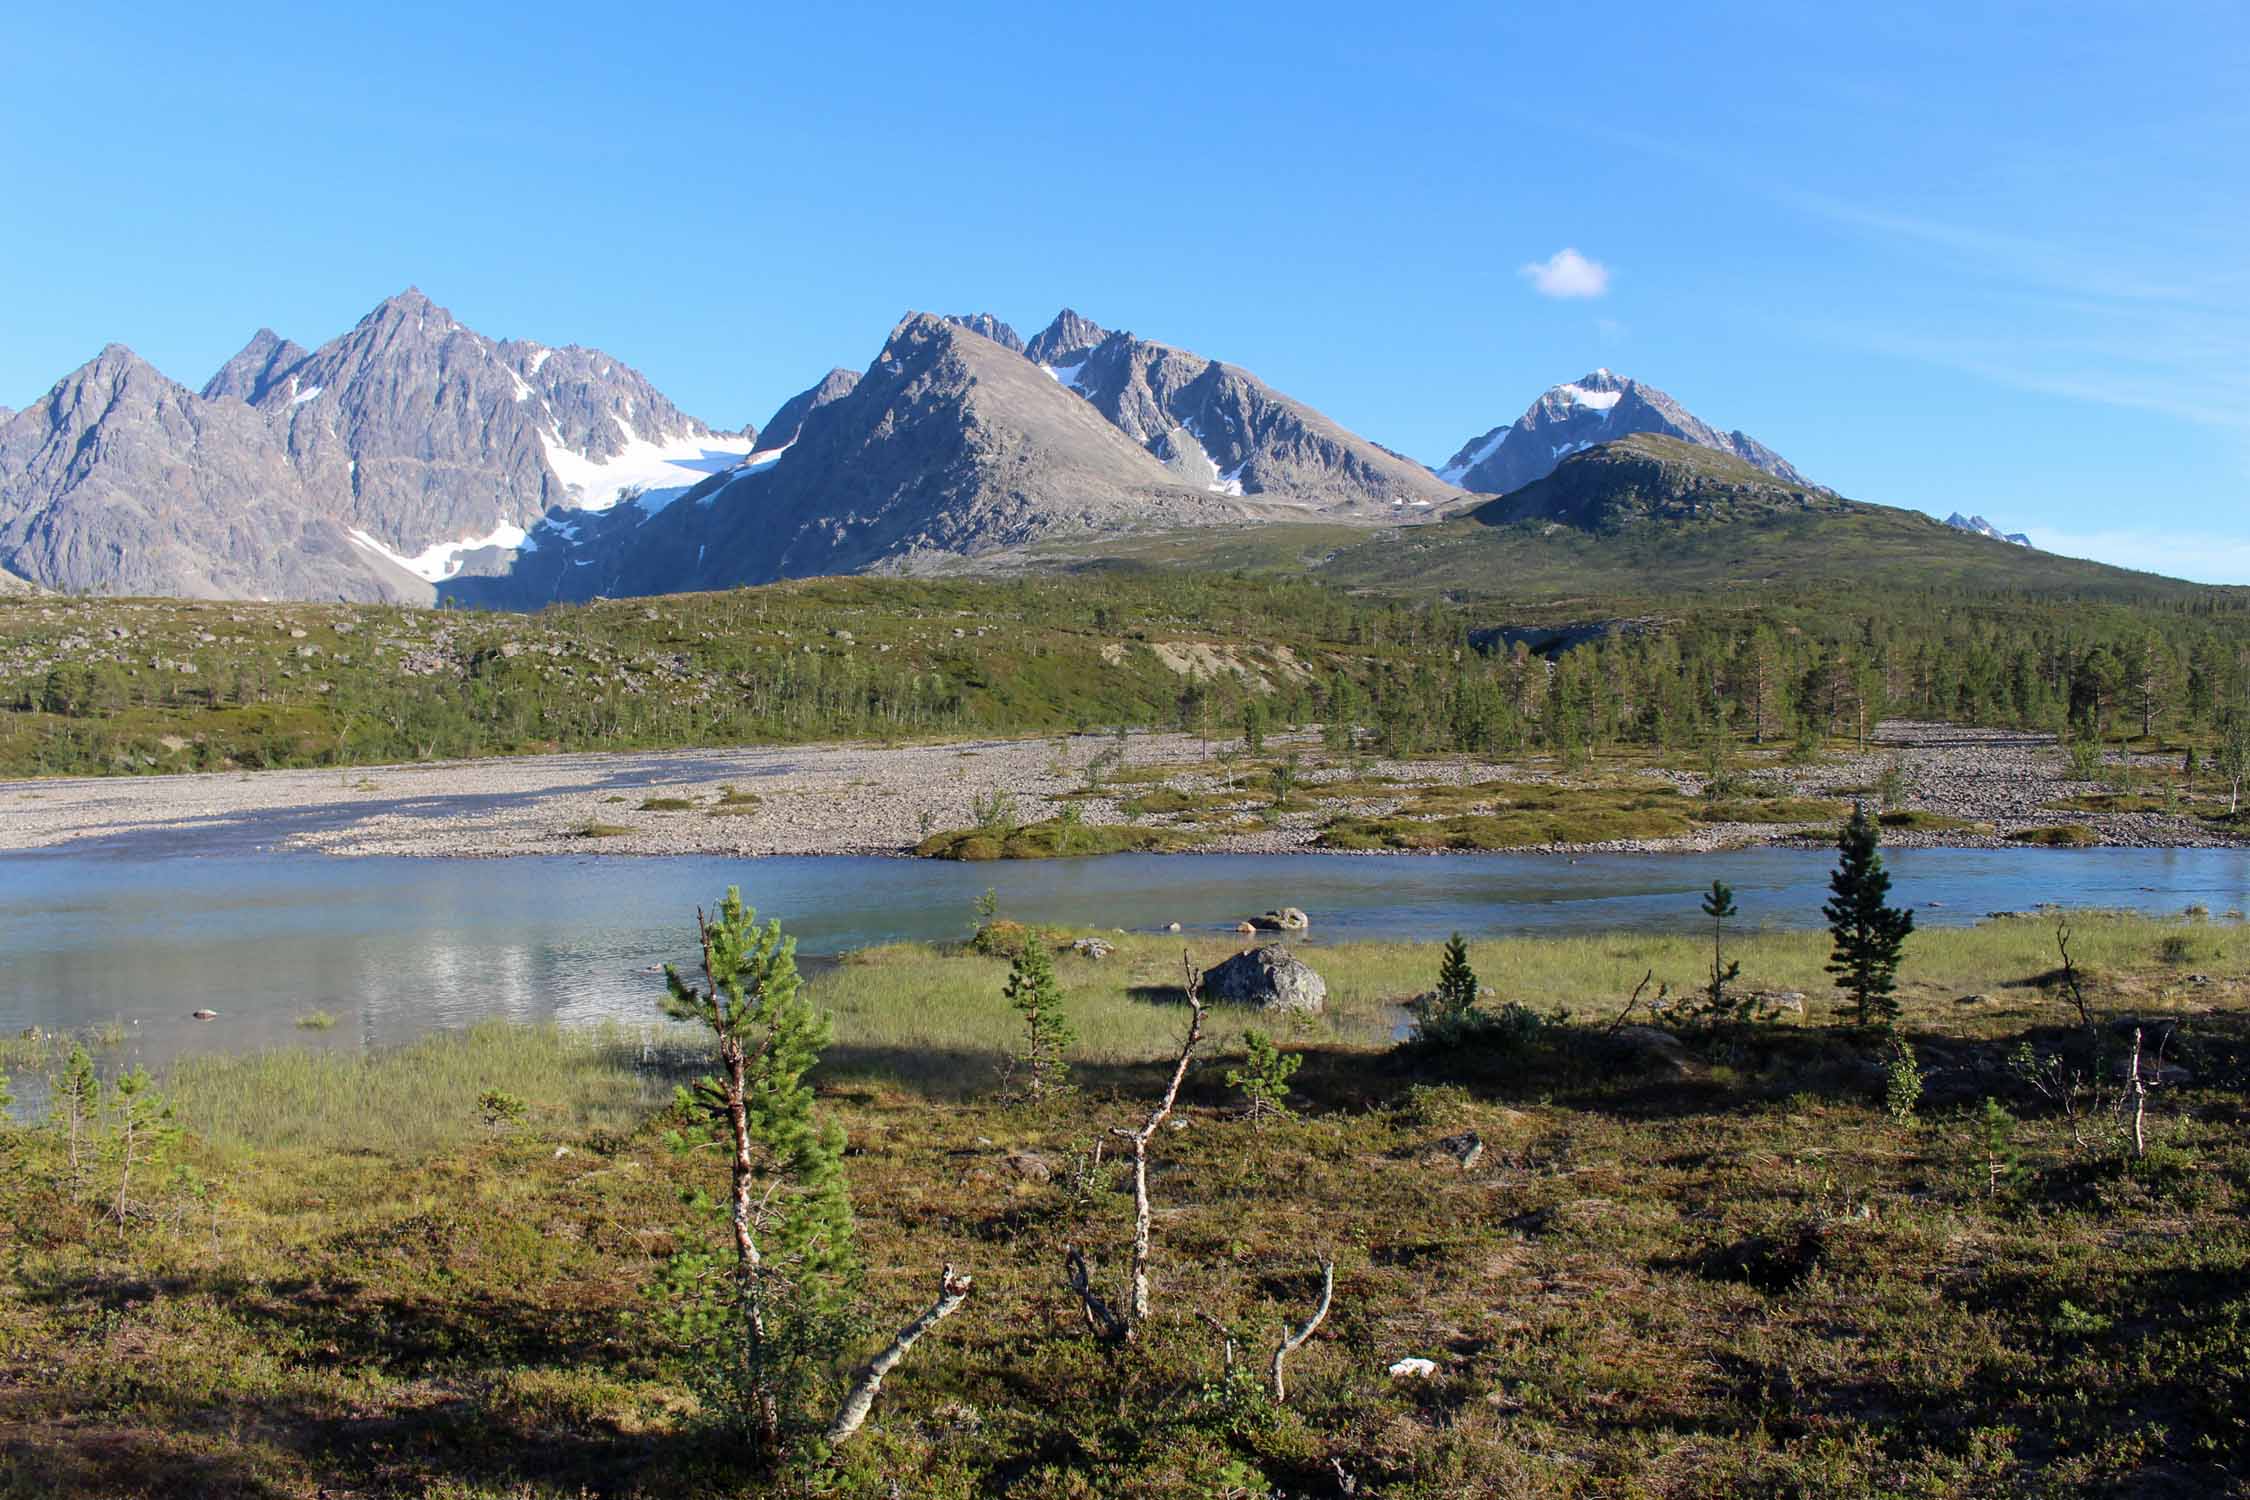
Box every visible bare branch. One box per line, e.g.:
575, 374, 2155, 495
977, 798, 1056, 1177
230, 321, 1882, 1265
1119, 954, 1207, 1327
1606, 969, 1655, 1035
1064, 1242, 1128, 1343
1270, 1259, 1335, 1403
2127, 1026, 2147, 1159
826, 1265, 973, 1446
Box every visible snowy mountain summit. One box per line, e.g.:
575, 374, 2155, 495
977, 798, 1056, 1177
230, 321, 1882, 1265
1438, 369, 1812, 496
1944, 513, 2032, 547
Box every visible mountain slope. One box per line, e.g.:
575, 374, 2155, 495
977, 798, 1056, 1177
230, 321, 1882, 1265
1028, 314, 1463, 513
1439, 369, 1812, 494
1470, 432, 1845, 532
0, 347, 426, 602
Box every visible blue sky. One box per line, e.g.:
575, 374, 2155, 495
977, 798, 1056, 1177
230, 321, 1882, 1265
4, 2, 2244, 579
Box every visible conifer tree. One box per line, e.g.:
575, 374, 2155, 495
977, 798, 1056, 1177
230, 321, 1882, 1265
1702, 880, 1742, 1017
1435, 932, 1479, 1022
655, 887, 861, 1452
1823, 805, 1915, 1026
1003, 940, 1074, 1104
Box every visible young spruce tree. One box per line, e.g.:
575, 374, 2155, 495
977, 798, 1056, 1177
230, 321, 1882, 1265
1823, 804, 1916, 1026
1003, 940, 1074, 1104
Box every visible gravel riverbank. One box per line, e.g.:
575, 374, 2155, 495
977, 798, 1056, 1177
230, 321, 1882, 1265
0, 721, 2234, 859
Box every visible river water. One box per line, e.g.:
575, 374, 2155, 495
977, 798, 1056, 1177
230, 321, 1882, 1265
3, 846, 2246, 1068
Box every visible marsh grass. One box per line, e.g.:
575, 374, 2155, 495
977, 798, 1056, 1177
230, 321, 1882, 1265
166, 1021, 691, 1156
292, 1010, 338, 1031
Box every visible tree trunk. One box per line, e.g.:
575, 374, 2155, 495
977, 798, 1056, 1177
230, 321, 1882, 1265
826, 1266, 972, 1446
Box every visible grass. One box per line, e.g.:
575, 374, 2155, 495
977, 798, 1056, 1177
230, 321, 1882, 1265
291, 1010, 337, 1031
3, 915, 2247, 1495
568, 820, 633, 839
913, 819, 1204, 859
637, 796, 697, 812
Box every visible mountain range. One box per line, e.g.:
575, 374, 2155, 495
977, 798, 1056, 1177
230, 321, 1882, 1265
0, 288, 2066, 605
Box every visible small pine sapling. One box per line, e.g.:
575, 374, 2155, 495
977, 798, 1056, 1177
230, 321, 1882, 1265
1002, 940, 1075, 1105
1701, 880, 1743, 1019
1884, 1040, 1924, 1124
107, 1067, 179, 1225
1976, 1097, 2019, 1197
1411, 932, 1482, 1045
652, 887, 966, 1458
1225, 1029, 1302, 1129
52, 1044, 101, 1188
1824, 804, 1916, 1027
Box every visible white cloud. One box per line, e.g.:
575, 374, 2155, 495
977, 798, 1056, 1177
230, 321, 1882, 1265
1520, 248, 1610, 299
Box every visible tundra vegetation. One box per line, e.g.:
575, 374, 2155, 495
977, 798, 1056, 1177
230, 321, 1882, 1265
2, 908, 2245, 1495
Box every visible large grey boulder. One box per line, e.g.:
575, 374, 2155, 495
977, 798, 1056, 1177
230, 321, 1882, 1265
1203, 946, 1326, 1015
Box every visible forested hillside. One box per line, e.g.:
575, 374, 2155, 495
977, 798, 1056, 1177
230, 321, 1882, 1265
6, 569, 2248, 778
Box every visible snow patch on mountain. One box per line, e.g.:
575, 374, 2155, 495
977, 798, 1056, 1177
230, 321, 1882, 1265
539, 428, 755, 514
1439, 427, 1507, 486
349, 519, 530, 582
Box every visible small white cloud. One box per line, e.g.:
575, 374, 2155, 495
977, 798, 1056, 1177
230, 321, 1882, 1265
1521, 247, 1611, 299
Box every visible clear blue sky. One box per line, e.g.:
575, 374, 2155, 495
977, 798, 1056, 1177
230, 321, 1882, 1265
4, 2, 2245, 579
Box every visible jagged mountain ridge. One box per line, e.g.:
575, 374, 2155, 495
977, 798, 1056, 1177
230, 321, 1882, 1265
222, 289, 756, 575
1440, 369, 1812, 495
1010, 310, 1459, 512
0, 290, 757, 601
463, 314, 1269, 604
0, 346, 427, 603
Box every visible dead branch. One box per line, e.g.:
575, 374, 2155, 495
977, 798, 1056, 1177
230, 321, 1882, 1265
1606, 969, 1655, 1035
1107, 952, 1207, 1329
1064, 1242, 1128, 1342
1196, 1310, 1236, 1375
2055, 921, 2096, 1036
2127, 1026, 2147, 1158
826, 1264, 973, 1446
1270, 1258, 1335, 1404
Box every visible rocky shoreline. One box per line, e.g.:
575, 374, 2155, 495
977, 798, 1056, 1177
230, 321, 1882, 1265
0, 721, 2236, 860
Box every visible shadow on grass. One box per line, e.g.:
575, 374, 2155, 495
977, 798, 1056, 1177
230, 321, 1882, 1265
11, 1261, 685, 1497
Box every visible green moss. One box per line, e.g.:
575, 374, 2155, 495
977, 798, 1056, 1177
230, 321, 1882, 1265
1878, 809, 1995, 833
636, 796, 695, 811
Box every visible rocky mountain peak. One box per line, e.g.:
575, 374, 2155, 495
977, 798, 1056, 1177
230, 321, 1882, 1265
1440, 370, 1811, 496
202, 328, 313, 404
1025, 309, 1109, 369
942, 313, 1024, 352
1945, 512, 2032, 547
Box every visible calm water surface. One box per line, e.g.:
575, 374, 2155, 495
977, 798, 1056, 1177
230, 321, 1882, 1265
4, 847, 2247, 1068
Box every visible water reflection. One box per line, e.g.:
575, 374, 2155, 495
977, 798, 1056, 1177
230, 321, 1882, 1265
3, 847, 2245, 1072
